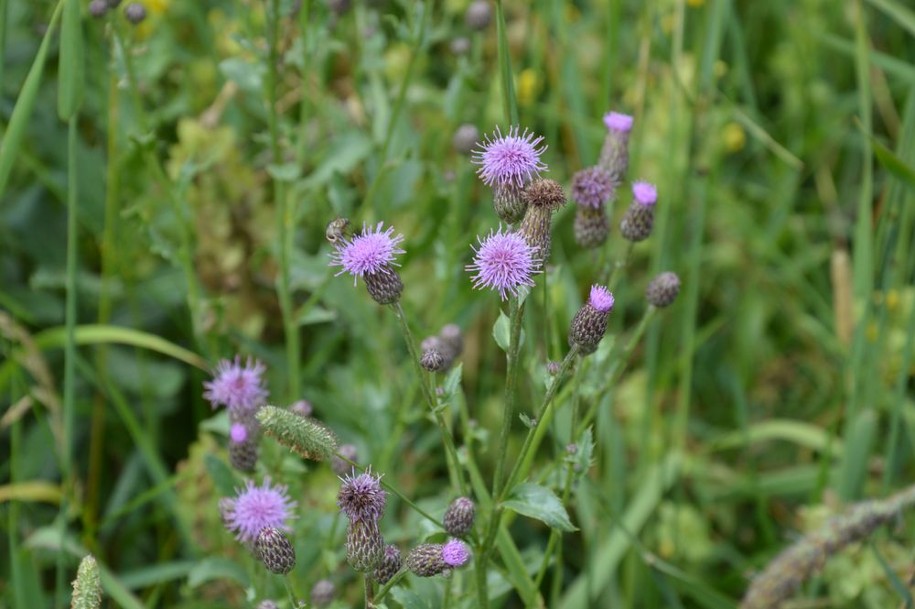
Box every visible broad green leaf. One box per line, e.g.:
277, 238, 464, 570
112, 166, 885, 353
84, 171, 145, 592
493, 311, 510, 351
503, 483, 577, 532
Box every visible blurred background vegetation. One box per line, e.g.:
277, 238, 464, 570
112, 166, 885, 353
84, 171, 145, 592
2, 0, 915, 607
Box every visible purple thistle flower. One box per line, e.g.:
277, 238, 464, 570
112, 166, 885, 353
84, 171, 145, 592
472, 126, 547, 188
442, 539, 471, 568
337, 469, 387, 523
203, 356, 269, 413
230, 422, 249, 443
588, 285, 615, 313
466, 228, 541, 300
222, 478, 296, 543
603, 111, 633, 134
632, 181, 658, 206
330, 222, 405, 285
571, 167, 615, 209
290, 399, 313, 417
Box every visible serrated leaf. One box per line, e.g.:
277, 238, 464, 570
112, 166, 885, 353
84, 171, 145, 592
503, 483, 577, 532
187, 558, 250, 589
493, 311, 510, 351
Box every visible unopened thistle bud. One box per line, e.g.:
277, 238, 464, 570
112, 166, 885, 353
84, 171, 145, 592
620, 181, 657, 242
574, 206, 610, 249
453, 124, 480, 155
405, 543, 447, 577
331, 443, 359, 477
257, 405, 338, 462
89, 0, 108, 17
598, 111, 633, 182
290, 399, 313, 417
255, 527, 296, 575
646, 272, 681, 308
364, 269, 404, 305
346, 519, 385, 572
465, 0, 492, 30
442, 539, 471, 568
373, 544, 403, 584
71, 555, 102, 609
421, 349, 446, 372
310, 579, 336, 608
519, 178, 566, 262
338, 469, 387, 523
438, 324, 464, 365
443, 496, 476, 537
569, 285, 615, 355
228, 432, 258, 472
124, 2, 146, 24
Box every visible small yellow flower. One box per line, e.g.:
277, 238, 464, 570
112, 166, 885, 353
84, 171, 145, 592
516, 69, 541, 107
885, 289, 900, 312
722, 122, 746, 153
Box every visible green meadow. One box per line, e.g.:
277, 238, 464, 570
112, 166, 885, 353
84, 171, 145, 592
2, 0, 915, 607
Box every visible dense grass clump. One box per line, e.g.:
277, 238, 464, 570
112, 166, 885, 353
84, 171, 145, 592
2, 1, 915, 608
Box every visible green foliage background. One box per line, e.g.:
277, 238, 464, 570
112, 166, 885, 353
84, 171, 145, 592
2, 0, 915, 607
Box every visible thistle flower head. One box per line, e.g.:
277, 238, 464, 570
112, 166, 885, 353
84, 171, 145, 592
290, 399, 313, 417
230, 422, 249, 444
330, 222, 405, 284
646, 272, 681, 308
222, 478, 296, 543
466, 228, 540, 300
632, 181, 658, 206
443, 496, 476, 537
571, 167, 615, 209
203, 356, 268, 413
373, 544, 403, 584
588, 285, 615, 313
603, 111, 634, 134
442, 539, 471, 568
473, 126, 547, 188
338, 469, 387, 523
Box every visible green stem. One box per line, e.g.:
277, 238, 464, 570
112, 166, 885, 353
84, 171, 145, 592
57, 115, 78, 609
374, 568, 408, 602
391, 302, 468, 496
364, 575, 375, 609
502, 344, 579, 496
267, 0, 300, 402
577, 306, 657, 436
604, 241, 635, 289
477, 344, 579, 609
284, 576, 302, 607
492, 297, 525, 500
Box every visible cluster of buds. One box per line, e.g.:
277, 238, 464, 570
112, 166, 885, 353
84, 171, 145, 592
89, 0, 146, 22
421, 323, 465, 372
